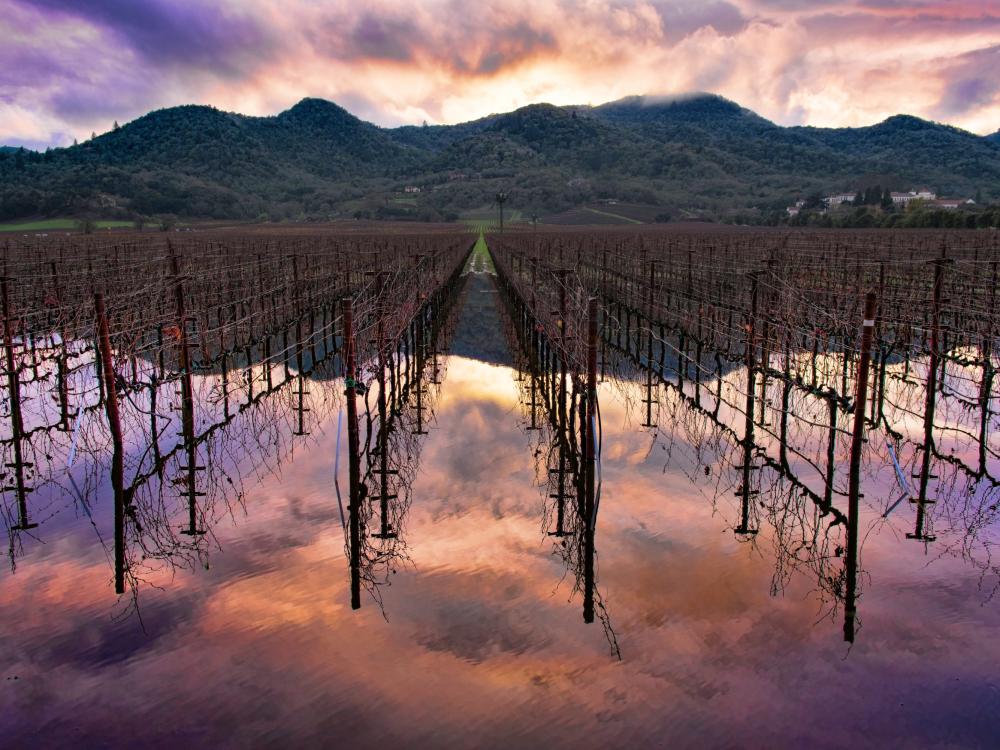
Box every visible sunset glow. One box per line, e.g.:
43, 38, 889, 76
2, 0, 999, 148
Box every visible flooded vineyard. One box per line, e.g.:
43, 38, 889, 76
2, 226, 999, 747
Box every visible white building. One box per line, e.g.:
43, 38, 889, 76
892, 189, 937, 205
929, 198, 976, 210
787, 199, 806, 217
825, 193, 856, 207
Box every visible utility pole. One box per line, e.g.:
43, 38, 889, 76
496, 191, 508, 234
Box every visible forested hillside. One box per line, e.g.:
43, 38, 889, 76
2, 94, 998, 223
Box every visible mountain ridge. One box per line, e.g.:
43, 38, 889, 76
1, 94, 997, 223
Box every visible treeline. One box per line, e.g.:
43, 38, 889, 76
4, 95, 1000, 224
785, 206, 999, 229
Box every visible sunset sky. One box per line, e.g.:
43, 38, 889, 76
2, 0, 999, 149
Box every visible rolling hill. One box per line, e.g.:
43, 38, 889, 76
1, 93, 998, 223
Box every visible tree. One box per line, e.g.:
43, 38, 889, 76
113, 120, 120, 132
802, 193, 824, 210
75, 217, 95, 234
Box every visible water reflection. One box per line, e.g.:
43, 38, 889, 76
1, 264, 467, 618
2, 268, 1000, 747
598, 285, 1000, 643
3, 264, 999, 626
495, 281, 620, 656
347, 273, 464, 611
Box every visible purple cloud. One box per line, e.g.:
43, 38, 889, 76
307, 4, 560, 76
653, 0, 749, 42
933, 45, 1000, 119
14, 0, 279, 75
800, 9, 1000, 38
2, 0, 1000, 147
306, 11, 420, 64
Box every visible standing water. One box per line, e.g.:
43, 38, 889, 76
2, 232, 999, 748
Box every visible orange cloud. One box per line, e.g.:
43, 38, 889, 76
4, 0, 1000, 149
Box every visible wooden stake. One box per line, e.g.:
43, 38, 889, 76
94, 292, 126, 594
845, 291, 878, 642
